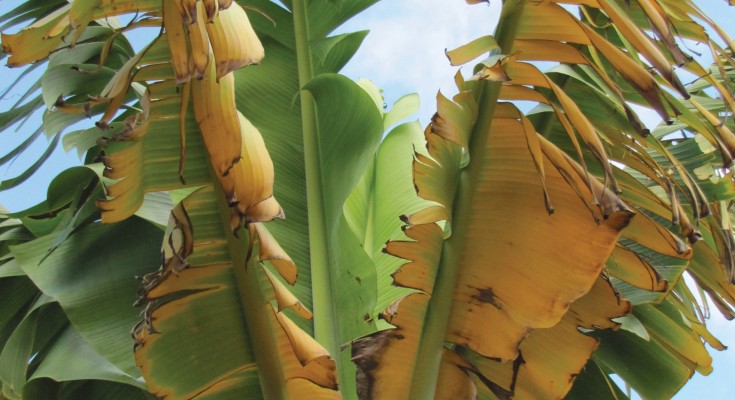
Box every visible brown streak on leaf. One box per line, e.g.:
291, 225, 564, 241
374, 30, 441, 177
471, 286, 503, 310
352, 330, 403, 400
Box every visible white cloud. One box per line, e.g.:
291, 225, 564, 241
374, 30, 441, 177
337, 0, 501, 123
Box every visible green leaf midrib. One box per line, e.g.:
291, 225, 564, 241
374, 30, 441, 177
409, 1, 528, 398
292, 0, 343, 373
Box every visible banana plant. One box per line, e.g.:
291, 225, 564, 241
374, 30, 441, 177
1, 0, 735, 399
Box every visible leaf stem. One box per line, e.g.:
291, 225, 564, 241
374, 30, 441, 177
409, 1, 526, 398
292, 0, 341, 369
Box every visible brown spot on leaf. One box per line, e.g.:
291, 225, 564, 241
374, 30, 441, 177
471, 286, 503, 310
352, 330, 398, 400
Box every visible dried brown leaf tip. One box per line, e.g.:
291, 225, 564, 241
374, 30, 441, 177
473, 53, 517, 82
133, 204, 193, 307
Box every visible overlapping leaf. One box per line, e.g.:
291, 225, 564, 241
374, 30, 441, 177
355, 1, 735, 399
0, 169, 155, 400
2, 1, 735, 399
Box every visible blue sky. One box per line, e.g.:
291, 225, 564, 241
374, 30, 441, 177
1, 1, 734, 398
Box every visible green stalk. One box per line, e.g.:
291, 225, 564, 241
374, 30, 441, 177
409, 2, 526, 398
292, 0, 341, 368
